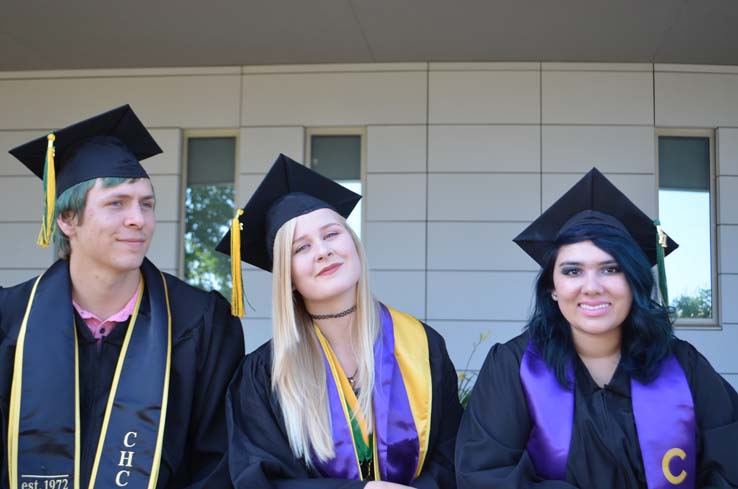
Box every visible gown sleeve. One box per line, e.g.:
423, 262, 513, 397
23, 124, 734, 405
681, 342, 738, 488
455, 338, 577, 489
226, 346, 368, 489
412, 325, 463, 489
175, 292, 246, 489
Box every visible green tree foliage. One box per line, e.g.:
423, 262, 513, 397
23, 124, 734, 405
671, 287, 712, 319
184, 184, 234, 298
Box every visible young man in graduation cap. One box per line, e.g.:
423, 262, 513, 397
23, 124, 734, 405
0, 105, 244, 489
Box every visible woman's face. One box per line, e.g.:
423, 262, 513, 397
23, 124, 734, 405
290, 208, 361, 311
552, 240, 633, 340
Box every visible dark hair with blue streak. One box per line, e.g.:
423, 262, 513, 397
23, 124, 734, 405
526, 221, 674, 388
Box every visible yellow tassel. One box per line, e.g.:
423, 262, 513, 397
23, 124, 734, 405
37, 133, 56, 247
230, 208, 245, 317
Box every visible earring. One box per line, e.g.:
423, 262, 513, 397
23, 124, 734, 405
551, 292, 558, 301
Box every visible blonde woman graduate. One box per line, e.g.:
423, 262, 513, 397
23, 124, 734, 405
218, 155, 463, 488
455, 169, 738, 488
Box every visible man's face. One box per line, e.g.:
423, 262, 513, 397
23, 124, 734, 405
60, 178, 156, 275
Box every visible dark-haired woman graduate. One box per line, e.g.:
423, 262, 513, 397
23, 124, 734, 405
219, 155, 463, 488
456, 168, 738, 489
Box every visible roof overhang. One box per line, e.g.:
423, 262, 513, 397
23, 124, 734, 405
2, 0, 738, 70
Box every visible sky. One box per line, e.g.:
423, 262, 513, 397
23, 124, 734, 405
659, 189, 712, 301
338, 180, 363, 240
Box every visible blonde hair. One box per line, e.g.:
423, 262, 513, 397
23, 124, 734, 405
271, 211, 379, 465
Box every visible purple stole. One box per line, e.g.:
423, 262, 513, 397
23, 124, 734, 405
314, 303, 432, 483
520, 342, 697, 488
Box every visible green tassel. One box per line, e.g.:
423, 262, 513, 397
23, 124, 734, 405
653, 219, 670, 309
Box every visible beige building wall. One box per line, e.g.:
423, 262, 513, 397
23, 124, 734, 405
1, 63, 736, 390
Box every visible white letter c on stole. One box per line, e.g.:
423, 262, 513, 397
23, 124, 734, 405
115, 470, 130, 487
123, 431, 138, 448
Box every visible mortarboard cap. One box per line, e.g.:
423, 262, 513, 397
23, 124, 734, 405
10, 104, 160, 194
8, 104, 161, 246
514, 167, 678, 268
216, 153, 361, 271
216, 154, 361, 316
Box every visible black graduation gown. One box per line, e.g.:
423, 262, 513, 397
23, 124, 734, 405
0, 266, 245, 489
226, 321, 463, 489
455, 331, 738, 489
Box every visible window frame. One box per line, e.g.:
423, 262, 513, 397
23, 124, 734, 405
304, 126, 367, 236
655, 128, 720, 328
178, 129, 240, 278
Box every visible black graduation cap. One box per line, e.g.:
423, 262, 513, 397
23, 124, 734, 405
8, 104, 162, 247
216, 153, 361, 272
216, 154, 361, 316
9, 104, 161, 194
514, 168, 678, 268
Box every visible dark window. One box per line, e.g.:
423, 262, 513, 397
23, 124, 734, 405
309, 134, 363, 237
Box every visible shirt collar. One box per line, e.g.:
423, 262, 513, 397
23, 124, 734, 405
72, 283, 141, 323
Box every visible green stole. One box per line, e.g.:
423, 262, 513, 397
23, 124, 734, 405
7, 259, 172, 489
346, 391, 373, 479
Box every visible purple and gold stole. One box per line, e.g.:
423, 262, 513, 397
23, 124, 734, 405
313, 303, 432, 483
7, 259, 172, 489
520, 341, 697, 488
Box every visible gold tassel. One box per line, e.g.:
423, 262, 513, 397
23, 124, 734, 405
230, 208, 245, 317
37, 133, 56, 247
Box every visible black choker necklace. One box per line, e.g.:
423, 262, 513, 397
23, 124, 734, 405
309, 305, 357, 320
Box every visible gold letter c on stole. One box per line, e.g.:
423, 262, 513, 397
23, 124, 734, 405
662, 448, 687, 485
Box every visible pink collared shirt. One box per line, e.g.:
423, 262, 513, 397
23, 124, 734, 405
73, 286, 141, 341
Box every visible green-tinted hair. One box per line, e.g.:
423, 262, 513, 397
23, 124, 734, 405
53, 177, 148, 259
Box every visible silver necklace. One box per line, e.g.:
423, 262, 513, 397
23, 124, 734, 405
346, 369, 359, 391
